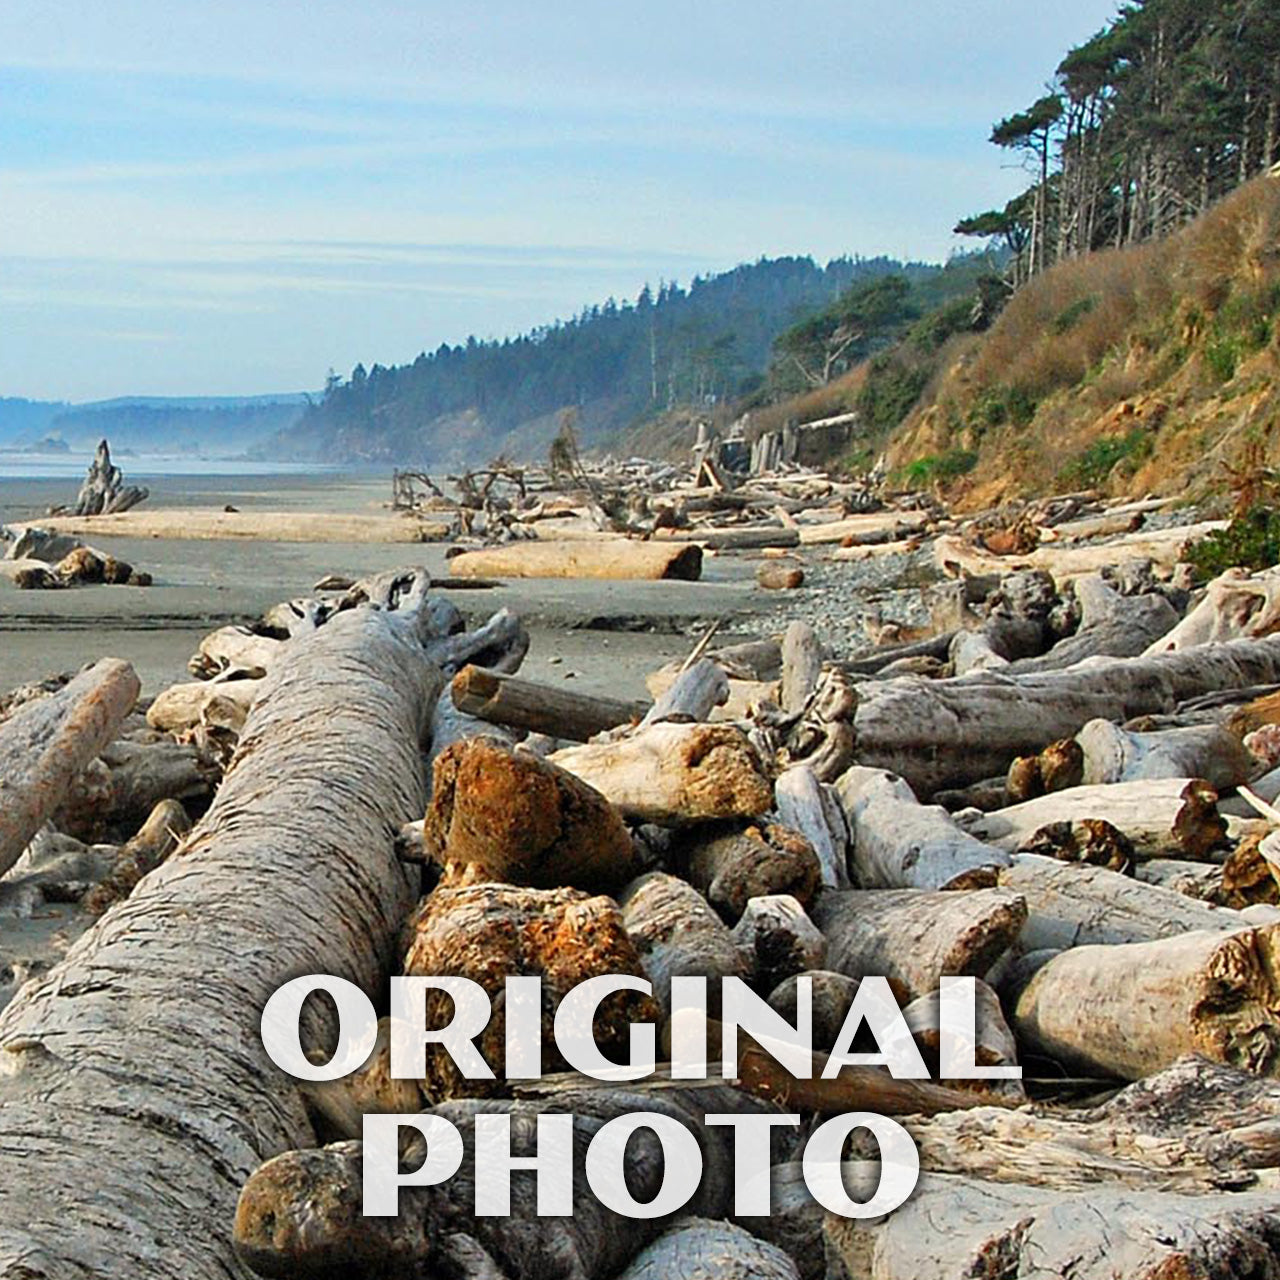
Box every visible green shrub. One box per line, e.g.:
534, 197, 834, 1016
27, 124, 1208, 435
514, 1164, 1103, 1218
969, 383, 1037, 431
1185, 505, 1280, 579
856, 357, 931, 432
907, 296, 975, 353
903, 449, 979, 486
1204, 334, 1242, 383
1052, 295, 1098, 335
1062, 428, 1154, 487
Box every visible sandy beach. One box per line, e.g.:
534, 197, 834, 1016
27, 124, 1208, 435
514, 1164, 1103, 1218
0, 469, 772, 700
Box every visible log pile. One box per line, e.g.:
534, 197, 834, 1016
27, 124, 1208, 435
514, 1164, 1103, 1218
13, 471, 1280, 1278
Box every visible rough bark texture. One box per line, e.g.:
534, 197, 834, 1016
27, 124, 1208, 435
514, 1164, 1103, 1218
550, 722, 774, 826
677, 821, 822, 919
424, 738, 639, 893
0, 658, 140, 878
0, 603, 440, 1279
1077, 717, 1257, 790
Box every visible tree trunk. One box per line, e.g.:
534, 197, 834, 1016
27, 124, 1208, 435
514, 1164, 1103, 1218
0, 599, 445, 1278
1077, 717, 1256, 790
450, 665, 646, 741
0, 658, 140, 878
449, 539, 703, 581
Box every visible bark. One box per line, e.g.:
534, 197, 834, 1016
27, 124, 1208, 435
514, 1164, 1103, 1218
1005, 737, 1083, 803
449, 539, 703, 581
676, 821, 822, 919
0, 658, 140, 878
549, 723, 774, 826
1013, 923, 1280, 1079
998, 852, 1248, 949
0, 598, 445, 1278
965, 778, 1228, 859
855, 634, 1280, 797
400, 882, 659, 1101
619, 872, 746, 1016
835, 766, 1010, 891
1077, 717, 1257, 790
452, 665, 646, 740
811, 888, 1027, 1001
423, 738, 639, 893
732, 894, 828, 991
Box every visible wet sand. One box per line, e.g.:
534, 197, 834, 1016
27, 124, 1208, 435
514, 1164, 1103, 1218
0, 473, 773, 700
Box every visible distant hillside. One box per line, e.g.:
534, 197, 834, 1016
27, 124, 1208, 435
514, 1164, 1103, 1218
884, 176, 1280, 506
2, 395, 309, 456
258, 255, 968, 466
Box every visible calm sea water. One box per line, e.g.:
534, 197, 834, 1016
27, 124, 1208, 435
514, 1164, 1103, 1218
0, 452, 330, 480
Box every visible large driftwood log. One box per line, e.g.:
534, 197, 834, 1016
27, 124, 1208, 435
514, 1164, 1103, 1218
400, 882, 659, 1101
1013, 923, 1280, 1079
423, 738, 639, 892
449, 538, 703, 581
0, 658, 140, 878
825, 1169, 1280, 1280
999, 853, 1248, 949
1077, 716, 1257, 789
811, 888, 1027, 1001
0, 595, 447, 1277
71, 438, 148, 515
550, 722, 773, 826
676, 821, 822, 919
964, 777, 1228, 859
774, 765, 848, 888
451, 664, 646, 740
835, 766, 1010, 891
620, 872, 746, 1015
856, 634, 1280, 796
1148, 565, 1280, 654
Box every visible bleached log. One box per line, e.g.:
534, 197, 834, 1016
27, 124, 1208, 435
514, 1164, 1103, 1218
825, 1170, 1280, 1280
647, 667, 776, 722
949, 629, 1009, 675
1136, 857, 1228, 900
998, 853, 1247, 949
1013, 923, 1280, 1079
449, 538, 703, 581
812, 888, 1027, 1001
620, 872, 746, 1016
0, 593, 447, 1277
146, 676, 263, 735
965, 778, 1228, 859
799, 511, 927, 546
903, 978, 1025, 1101
1147, 565, 1280, 654
82, 798, 192, 915
188, 625, 286, 679
780, 620, 823, 715
550, 722, 773, 826
781, 669, 857, 781
1077, 716, 1257, 790
835, 766, 1010, 891
95, 737, 219, 831
640, 657, 729, 726
855, 633, 1280, 797
661, 525, 801, 550
677, 821, 823, 919
424, 738, 639, 893
775, 765, 849, 888
450, 664, 645, 741
0, 658, 139, 879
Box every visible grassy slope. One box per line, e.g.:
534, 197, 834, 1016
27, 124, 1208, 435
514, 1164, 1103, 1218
885, 177, 1280, 510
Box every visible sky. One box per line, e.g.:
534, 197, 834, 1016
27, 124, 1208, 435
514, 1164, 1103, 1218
0, 1, 1121, 402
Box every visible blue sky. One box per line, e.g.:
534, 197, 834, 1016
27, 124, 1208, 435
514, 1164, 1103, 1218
0, 0, 1120, 401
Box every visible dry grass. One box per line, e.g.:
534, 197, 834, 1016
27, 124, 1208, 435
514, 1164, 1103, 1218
744, 365, 869, 439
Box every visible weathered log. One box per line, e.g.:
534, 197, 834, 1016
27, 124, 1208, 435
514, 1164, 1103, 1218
824, 1169, 1280, 1280
1013, 923, 1280, 1079
779, 621, 823, 715
812, 888, 1027, 1001
620, 872, 746, 1016
799, 511, 927, 546
780, 669, 858, 781
95, 737, 219, 831
995, 853, 1248, 949
856, 633, 1280, 796
81, 797, 191, 915
550, 722, 773, 826
677, 821, 822, 919
732, 894, 827, 990
662, 525, 800, 550
617, 1218, 800, 1280
452, 664, 646, 741
1137, 856, 1229, 901
766, 971, 861, 1053
0, 658, 140, 879
146, 675, 263, 735
1005, 736, 1083, 802
0, 594, 446, 1277
449, 538, 703, 581
640, 657, 728, 726
423, 738, 638, 892
774, 765, 848, 888
18, 508, 449, 543
835, 766, 1010, 891
71, 439, 148, 516
757, 562, 805, 590
965, 778, 1228, 859
1077, 716, 1257, 790
400, 882, 658, 1101
1148, 565, 1280, 654
188, 625, 286, 679
949, 628, 1009, 675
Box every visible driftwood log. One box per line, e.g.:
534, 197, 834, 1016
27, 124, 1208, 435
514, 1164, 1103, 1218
550, 723, 773, 826
451, 664, 646, 741
449, 539, 703, 581
0, 593, 446, 1277
774, 765, 848, 888
0, 658, 140, 878
1077, 717, 1257, 789
676, 821, 822, 919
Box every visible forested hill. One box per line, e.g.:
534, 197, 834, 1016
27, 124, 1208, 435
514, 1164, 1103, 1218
258, 255, 957, 465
